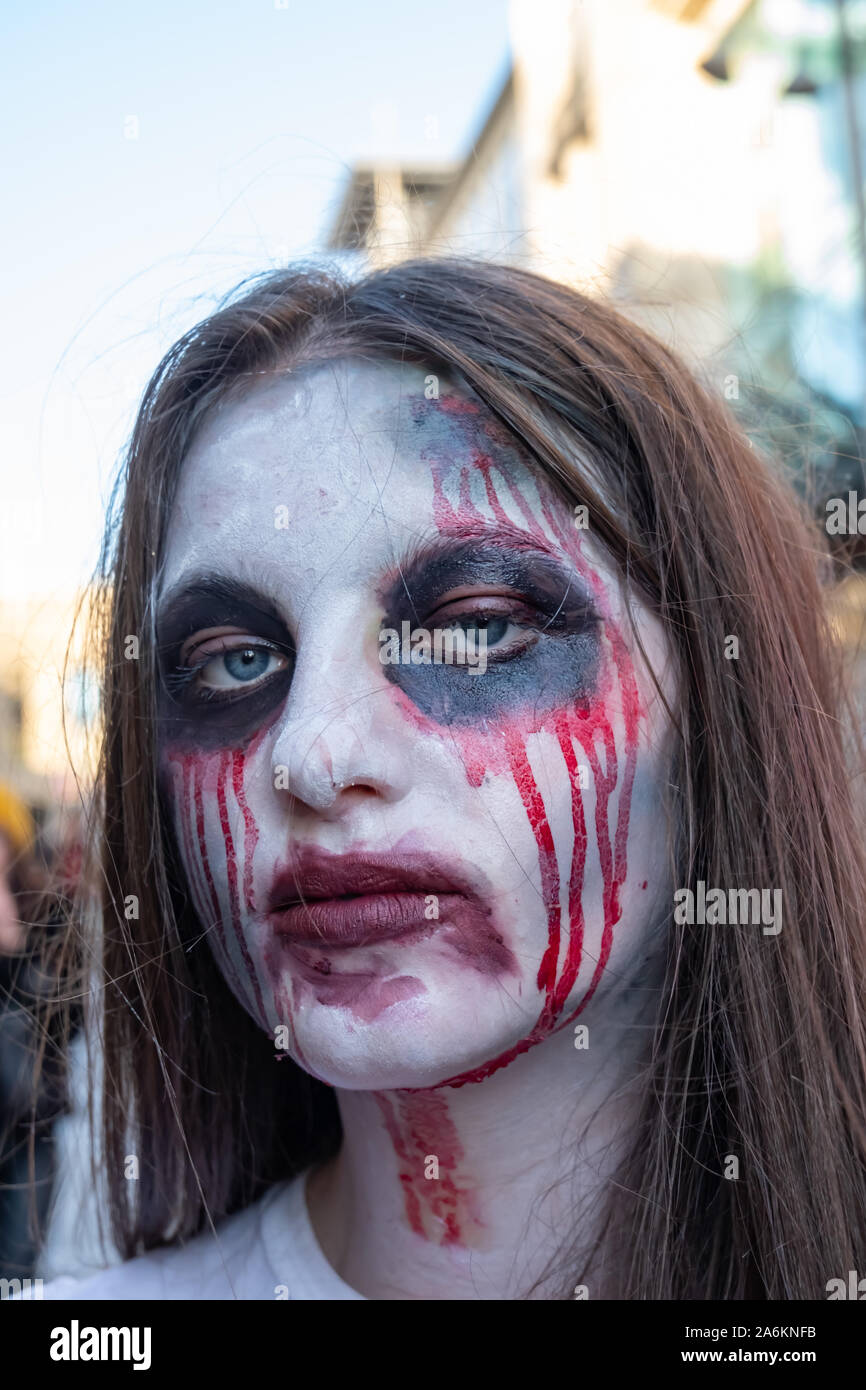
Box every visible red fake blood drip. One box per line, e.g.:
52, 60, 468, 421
476, 455, 514, 529
373, 1090, 479, 1246
504, 725, 561, 1014
214, 748, 268, 1021
164, 749, 244, 1001
487, 449, 641, 1018
430, 458, 460, 529
414, 448, 641, 1088
232, 747, 259, 914
191, 758, 221, 925
551, 708, 588, 1016
169, 732, 311, 1070
216, 741, 310, 1080
458, 465, 484, 520
427, 683, 632, 1091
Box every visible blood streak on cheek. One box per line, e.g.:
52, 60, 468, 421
394, 669, 638, 1094
162, 746, 242, 1000
401, 401, 643, 1089
162, 729, 307, 1068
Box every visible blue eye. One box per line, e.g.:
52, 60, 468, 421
444, 615, 510, 646
197, 645, 287, 690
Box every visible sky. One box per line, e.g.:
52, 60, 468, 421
1, 0, 511, 600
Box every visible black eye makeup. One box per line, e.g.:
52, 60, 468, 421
378, 535, 603, 726
155, 533, 605, 748
156, 574, 295, 749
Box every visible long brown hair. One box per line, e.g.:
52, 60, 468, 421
83, 255, 866, 1296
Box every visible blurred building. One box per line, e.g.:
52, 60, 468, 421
326, 165, 457, 266
328, 0, 865, 384
0, 592, 98, 818
327, 0, 865, 424
327, 0, 866, 666
329, 1, 778, 361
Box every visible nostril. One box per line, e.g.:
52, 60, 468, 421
331, 777, 382, 797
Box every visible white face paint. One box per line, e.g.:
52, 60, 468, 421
156, 358, 676, 1092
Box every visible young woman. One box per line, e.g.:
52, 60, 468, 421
36, 256, 866, 1299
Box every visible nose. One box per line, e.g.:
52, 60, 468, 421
267, 633, 411, 819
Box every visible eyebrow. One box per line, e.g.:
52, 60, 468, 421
156, 522, 593, 650
379, 522, 595, 621
434, 518, 562, 557
156, 574, 289, 651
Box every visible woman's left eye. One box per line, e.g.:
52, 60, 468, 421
441, 613, 519, 649
194, 645, 287, 690
431, 606, 541, 658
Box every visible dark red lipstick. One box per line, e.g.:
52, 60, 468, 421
266, 846, 516, 973
268, 850, 470, 948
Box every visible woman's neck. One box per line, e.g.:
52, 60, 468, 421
304, 985, 657, 1300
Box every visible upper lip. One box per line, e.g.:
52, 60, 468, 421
266, 847, 469, 914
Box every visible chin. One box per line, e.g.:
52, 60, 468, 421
290, 1001, 524, 1092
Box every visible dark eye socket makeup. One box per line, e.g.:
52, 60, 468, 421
379, 533, 598, 631
376, 533, 603, 724
155, 575, 296, 748
155, 530, 605, 745
167, 637, 290, 697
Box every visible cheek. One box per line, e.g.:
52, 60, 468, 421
388, 628, 642, 1095
395, 435, 646, 1090
160, 738, 281, 1033
403, 686, 639, 1095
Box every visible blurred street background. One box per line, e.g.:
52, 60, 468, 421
3, 0, 866, 1280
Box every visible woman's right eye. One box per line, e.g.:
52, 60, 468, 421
196, 645, 288, 691
167, 635, 292, 704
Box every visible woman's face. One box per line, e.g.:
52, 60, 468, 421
156, 358, 675, 1090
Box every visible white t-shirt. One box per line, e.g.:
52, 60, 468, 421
26, 1170, 365, 1301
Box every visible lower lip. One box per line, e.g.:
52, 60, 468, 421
269, 890, 453, 948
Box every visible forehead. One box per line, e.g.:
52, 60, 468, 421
159, 357, 559, 598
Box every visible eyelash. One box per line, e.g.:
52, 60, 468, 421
420, 595, 595, 654
166, 639, 290, 704
164, 590, 597, 708
422, 601, 537, 657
